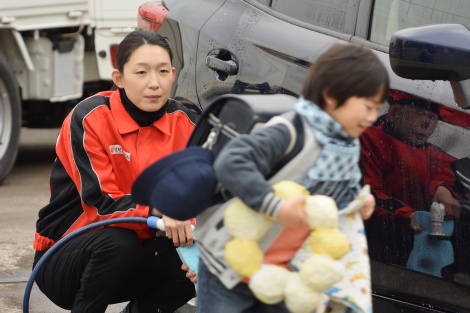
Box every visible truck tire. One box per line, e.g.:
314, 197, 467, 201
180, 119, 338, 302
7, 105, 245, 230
0, 54, 21, 184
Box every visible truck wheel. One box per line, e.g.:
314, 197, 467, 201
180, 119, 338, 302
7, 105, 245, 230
0, 54, 21, 184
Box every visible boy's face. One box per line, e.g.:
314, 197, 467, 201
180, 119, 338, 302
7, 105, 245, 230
324, 90, 383, 138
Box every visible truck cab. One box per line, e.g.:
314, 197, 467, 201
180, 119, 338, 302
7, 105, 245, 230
0, 0, 141, 184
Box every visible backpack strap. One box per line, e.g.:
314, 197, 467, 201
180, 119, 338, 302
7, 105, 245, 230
268, 115, 320, 185
263, 111, 305, 178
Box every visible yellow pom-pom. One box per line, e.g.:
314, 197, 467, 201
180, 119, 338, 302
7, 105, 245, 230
309, 228, 350, 259
272, 180, 310, 200
284, 272, 321, 313
304, 195, 338, 229
299, 254, 344, 291
225, 238, 263, 278
224, 199, 271, 240
249, 264, 290, 304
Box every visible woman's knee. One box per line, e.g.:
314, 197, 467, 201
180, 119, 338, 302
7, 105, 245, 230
93, 228, 143, 265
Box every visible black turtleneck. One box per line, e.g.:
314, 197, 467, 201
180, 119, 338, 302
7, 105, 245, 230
119, 88, 167, 127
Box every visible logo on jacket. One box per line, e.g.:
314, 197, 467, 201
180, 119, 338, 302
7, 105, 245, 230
109, 145, 131, 161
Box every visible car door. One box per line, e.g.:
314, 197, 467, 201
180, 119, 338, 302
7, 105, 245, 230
195, 0, 470, 311
194, 0, 361, 109
354, 1, 470, 312
141, 0, 470, 311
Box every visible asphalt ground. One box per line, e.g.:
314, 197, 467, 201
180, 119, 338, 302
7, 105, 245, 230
0, 128, 195, 313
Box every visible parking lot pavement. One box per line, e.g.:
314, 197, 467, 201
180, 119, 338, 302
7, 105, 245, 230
0, 128, 130, 313
0, 128, 196, 313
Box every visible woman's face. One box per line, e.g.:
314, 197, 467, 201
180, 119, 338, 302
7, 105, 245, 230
388, 105, 439, 146
112, 44, 176, 112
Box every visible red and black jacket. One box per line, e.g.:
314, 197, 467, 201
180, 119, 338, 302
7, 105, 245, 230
34, 90, 198, 251
360, 121, 457, 221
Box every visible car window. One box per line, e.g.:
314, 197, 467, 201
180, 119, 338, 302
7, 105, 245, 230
370, 0, 470, 45
252, 0, 358, 33
361, 88, 470, 289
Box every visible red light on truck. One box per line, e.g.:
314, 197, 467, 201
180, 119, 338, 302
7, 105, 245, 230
110, 44, 118, 69
138, 1, 168, 32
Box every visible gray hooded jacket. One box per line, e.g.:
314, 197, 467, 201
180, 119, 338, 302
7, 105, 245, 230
194, 112, 321, 289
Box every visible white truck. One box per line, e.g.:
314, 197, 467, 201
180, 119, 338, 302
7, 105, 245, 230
0, 0, 142, 183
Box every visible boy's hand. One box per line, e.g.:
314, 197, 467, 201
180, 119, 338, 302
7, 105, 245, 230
359, 194, 375, 220
181, 264, 197, 284
275, 195, 308, 228
162, 215, 194, 247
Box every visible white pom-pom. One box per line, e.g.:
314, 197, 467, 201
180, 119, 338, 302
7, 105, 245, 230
304, 195, 338, 229
284, 272, 321, 313
224, 199, 271, 240
299, 254, 344, 291
248, 264, 290, 304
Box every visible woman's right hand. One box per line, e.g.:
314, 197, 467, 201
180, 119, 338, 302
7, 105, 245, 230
433, 186, 462, 219
162, 215, 194, 247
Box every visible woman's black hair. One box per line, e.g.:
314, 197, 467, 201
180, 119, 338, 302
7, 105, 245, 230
302, 44, 390, 109
115, 28, 173, 74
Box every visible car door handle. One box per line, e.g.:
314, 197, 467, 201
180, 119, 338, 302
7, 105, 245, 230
206, 56, 238, 75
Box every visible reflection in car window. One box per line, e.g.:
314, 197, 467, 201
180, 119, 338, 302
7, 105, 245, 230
370, 0, 470, 45
267, 0, 352, 32
360, 89, 470, 286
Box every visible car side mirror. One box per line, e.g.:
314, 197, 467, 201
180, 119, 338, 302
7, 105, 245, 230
389, 24, 470, 108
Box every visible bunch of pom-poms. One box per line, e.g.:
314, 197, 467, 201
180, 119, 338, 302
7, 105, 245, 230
223, 180, 350, 313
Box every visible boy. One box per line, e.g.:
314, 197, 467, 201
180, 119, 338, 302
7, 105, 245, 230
195, 43, 390, 313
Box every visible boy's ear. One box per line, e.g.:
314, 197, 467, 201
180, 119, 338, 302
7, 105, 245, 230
112, 69, 124, 89
322, 90, 337, 108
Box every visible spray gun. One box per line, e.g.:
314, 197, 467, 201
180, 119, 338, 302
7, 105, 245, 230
147, 216, 200, 272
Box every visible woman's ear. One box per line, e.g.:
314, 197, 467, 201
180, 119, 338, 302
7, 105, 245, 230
112, 69, 124, 89
171, 67, 176, 83
322, 90, 337, 109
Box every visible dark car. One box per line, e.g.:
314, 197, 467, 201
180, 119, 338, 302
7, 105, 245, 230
138, 1, 470, 312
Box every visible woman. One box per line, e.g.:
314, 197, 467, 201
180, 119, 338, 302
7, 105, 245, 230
32, 29, 198, 313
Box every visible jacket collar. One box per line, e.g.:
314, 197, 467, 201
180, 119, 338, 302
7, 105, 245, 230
110, 90, 171, 136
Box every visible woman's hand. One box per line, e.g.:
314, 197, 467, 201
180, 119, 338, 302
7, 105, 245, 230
409, 212, 423, 233
433, 186, 462, 219
359, 194, 375, 220
181, 264, 197, 284
162, 215, 194, 247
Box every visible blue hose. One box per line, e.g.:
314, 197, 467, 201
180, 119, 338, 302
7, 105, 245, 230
23, 217, 149, 313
